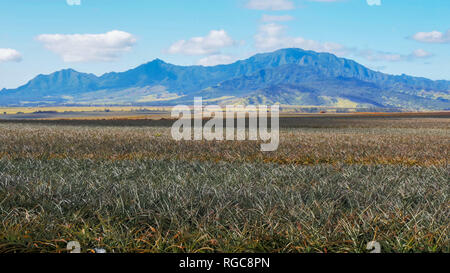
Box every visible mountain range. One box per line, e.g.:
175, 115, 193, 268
1, 48, 449, 110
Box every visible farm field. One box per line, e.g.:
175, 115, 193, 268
0, 113, 448, 253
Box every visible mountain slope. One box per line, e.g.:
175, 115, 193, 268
186, 64, 450, 109
1, 48, 449, 110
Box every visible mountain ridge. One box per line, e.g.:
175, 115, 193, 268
1, 48, 449, 110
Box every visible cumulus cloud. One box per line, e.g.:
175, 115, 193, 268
246, 0, 294, 11
366, 0, 381, 6
309, 0, 341, 2
36, 30, 136, 62
254, 22, 433, 64
411, 30, 450, 44
261, 14, 294, 22
254, 23, 347, 55
167, 30, 235, 56
358, 48, 432, 62
66, 0, 81, 6
0, 48, 22, 63
358, 50, 403, 62
198, 54, 236, 66
412, 49, 432, 58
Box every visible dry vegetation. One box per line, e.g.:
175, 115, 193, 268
0, 106, 172, 115
0, 114, 448, 253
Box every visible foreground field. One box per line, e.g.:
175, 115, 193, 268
0, 114, 448, 253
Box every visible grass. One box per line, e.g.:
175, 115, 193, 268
0, 114, 448, 253
0, 106, 173, 115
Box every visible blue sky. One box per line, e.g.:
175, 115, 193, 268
0, 0, 449, 89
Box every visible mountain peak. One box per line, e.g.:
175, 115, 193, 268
52, 68, 81, 74
146, 58, 167, 65
254, 48, 313, 58
61, 68, 78, 72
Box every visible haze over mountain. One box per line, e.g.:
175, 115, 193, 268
1, 48, 449, 110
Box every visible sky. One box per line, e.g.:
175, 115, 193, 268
0, 0, 449, 89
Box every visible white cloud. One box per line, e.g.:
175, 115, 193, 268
36, 30, 136, 62
412, 49, 432, 58
254, 23, 433, 64
246, 0, 294, 11
366, 0, 381, 6
198, 54, 236, 66
261, 14, 294, 22
254, 23, 347, 55
0, 48, 22, 63
309, 0, 341, 2
167, 30, 235, 56
358, 50, 403, 62
411, 30, 450, 44
66, 0, 81, 6
358, 48, 432, 62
